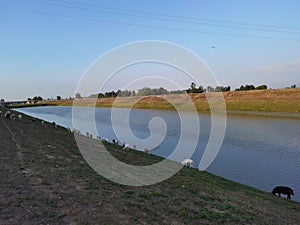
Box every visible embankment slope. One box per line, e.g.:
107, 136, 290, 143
40, 88, 300, 113
0, 107, 299, 224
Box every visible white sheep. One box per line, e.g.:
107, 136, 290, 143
123, 143, 129, 150
181, 159, 194, 168
112, 139, 119, 145
102, 137, 109, 142
10, 114, 16, 120
18, 114, 22, 120
144, 146, 150, 154
73, 128, 80, 134
41, 120, 45, 125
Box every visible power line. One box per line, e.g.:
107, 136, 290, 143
31, 0, 300, 32
2, 5, 300, 42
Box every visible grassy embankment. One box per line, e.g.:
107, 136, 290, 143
35, 88, 300, 113
1, 106, 299, 224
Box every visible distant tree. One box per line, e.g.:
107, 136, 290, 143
75, 93, 82, 99
33, 96, 43, 102
98, 93, 105, 98
291, 84, 296, 88
187, 82, 204, 93
57, 96, 62, 100
169, 90, 186, 94
88, 94, 98, 98
222, 86, 231, 92
190, 82, 196, 90
214, 86, 223, 92
256, 85, 268, 90
137, 87, 152, 96
237, 84, 255, 91
207, 86, 214, 92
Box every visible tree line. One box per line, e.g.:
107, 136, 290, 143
235, 84, 267, 91
84, 83, 233, 99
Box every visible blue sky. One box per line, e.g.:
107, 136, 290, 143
1, 0, 300, 100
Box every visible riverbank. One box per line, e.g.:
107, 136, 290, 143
1, 106, 299, 224
35, 88, 300, 113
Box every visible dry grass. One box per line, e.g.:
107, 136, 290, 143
38, 88, 300, 113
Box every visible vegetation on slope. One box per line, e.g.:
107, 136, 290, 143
0, 106, 299, 224
36, 88, 300, 113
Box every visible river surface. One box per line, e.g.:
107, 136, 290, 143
16, 106, 300, 202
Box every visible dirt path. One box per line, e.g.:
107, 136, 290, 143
0, 116, 38, 224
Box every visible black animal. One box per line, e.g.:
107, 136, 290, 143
272, 186, 294, 199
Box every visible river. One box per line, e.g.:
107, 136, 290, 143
16, 106, 300, 202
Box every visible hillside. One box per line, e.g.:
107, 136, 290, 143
1, 106, 300, 224
38, 88, 300, 113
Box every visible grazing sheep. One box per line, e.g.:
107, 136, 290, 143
18, 114, 22, 120
112, 139, 119, 145
4, 111, 11, 118
144, 146, 150, 154
73, 128, 81, 134
102, 137, 109, 142
181, 159, 194, 168
272, 186, 294, 199
10, 114, 16, 120
41, 120, 45, 125
133, 144, 137, 150
123, 143, 129, 150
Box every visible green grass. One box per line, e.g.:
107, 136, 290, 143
1, 106, 300, 224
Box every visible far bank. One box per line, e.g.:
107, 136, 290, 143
8, 88, 300, 114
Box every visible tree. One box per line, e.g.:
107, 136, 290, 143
57, 96, 62, 100
256, 85, 268, 90
33, 96, 43, 103
190, 82, 196, 91
236, 84, 255, 91
207, 86, 214, 92
75, 93, 82, 99
187, 82, 204, 93
98, 93, 105, 98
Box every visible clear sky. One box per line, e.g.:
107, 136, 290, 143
1, 0, 300, 100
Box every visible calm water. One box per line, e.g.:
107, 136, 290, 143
16, 106, 300, 202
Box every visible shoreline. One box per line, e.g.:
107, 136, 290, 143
14, 103, 300, 119
1, 105, 300, 224
8, 88, 300, 118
